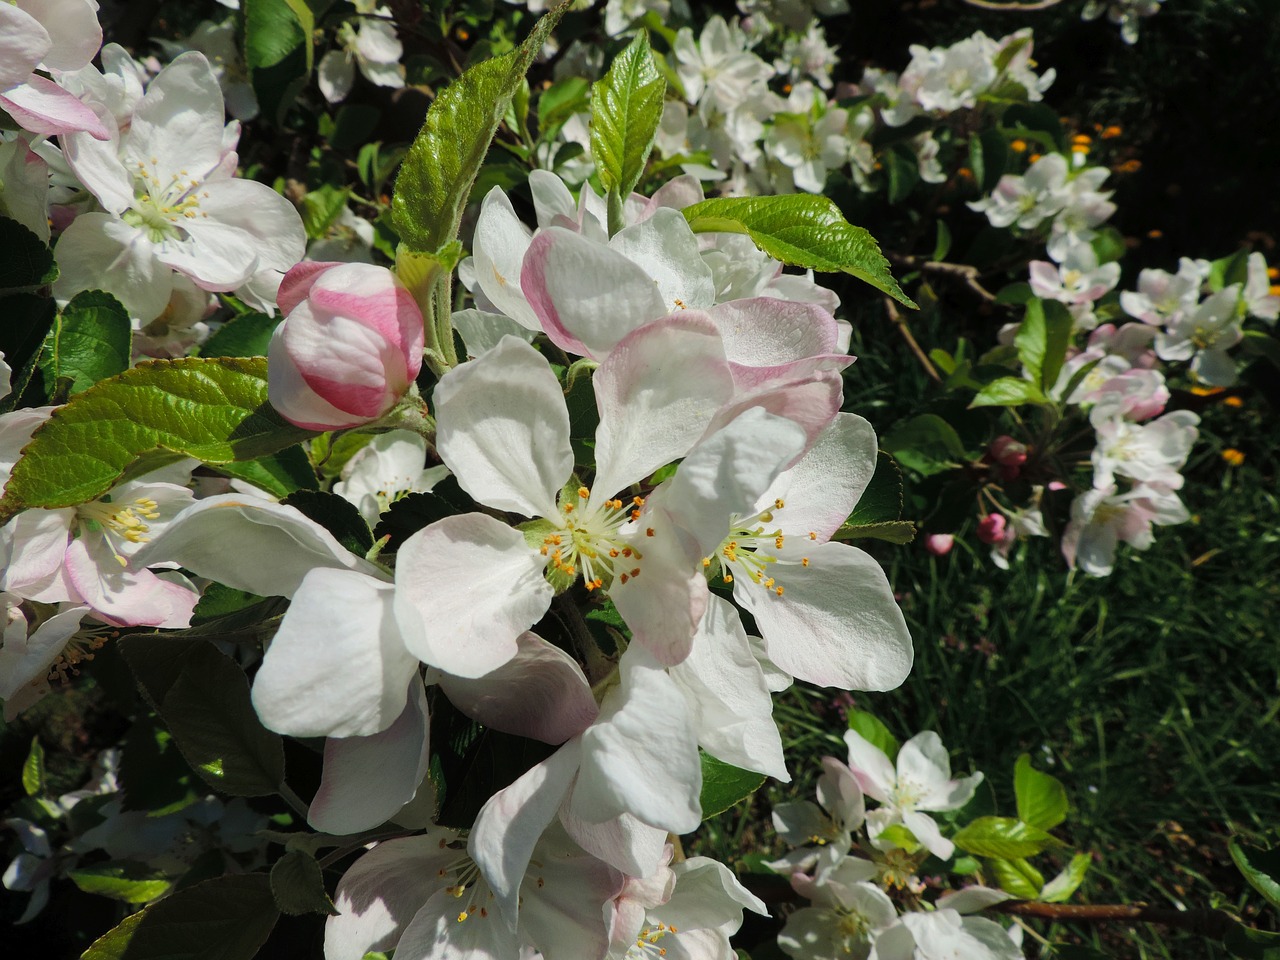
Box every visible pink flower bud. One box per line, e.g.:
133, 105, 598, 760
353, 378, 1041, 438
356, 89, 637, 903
923, 533, 954, 556
268, 262, 424, 431
989, 435, 1028, 467
1047, 480, 1067, 492
976, 513, 1008, 545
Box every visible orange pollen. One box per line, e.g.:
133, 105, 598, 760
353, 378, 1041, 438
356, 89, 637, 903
808, 531, 818, 540
630, 568, 641, 578
701, 557, 711, 567
775, 536, 784, 549
802, 557, 810, 566
610, 548, 621, 557
631, 510, 641, 521
646, 528, 655, 537
622, 547, 633, 557
633, 496, 645, 506
619, 573, 629, 584
563, 504, 575, 514
578, 487, 590, 499
723, 573, 733, 583
775, 586, 784, 596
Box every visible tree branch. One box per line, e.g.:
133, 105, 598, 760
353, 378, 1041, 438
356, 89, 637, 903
888, 254, 1002, 303
884, 297, 942, 383
991, 900, 1238, 940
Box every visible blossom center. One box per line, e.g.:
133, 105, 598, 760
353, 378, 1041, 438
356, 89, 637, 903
124, 158, 210, 242
78, 495, 162, 567
627, 921, 679, 959
703, 498, 814, 597
435, 847, 497, 924
541, 487, 647, 591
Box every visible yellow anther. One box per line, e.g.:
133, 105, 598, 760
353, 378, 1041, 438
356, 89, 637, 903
646, 528, 655, 537
808, 531, 818, 540
563, 503, 575, 514
801, 557, 810, 567
723, 573, 733, 583
774, 498, 785, 509
701, 557, 711, 567
775, 536, 784, 549
578, 486, 590, 499
775, 586, 784, 596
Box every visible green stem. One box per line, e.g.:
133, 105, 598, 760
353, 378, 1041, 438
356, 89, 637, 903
278, 783, 310, 820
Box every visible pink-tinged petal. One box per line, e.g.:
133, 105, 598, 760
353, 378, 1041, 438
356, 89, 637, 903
843, 730, 895, 804
325, 833, 456, 960
194, 177, 307, 274
737, 543, 912, 691
434, 336, 570, 518
157, 219, 259, 292
707, 297, 838, 365
706, 372, 843, 459
268, 326, 375, 430
61, 115, 131, 214
663, 406, 809, 558
394, 514, 552, 679
472, 187, 538, 329
571, 647, 702, 833
521, 227, 668, 359
282, 306, 408, 418
63, 539, 197, 628
277, 261, 343, 316
590, 314, 734, 502
528, 169, 577, 229
0, 508, 72, 595
560, 809, 668, 880
817, 756, 865, 831
643, 174, 704, 216
393, 885, 521, 960
125, 52, 228, 181
469, 740, 580, 929
608, 208, 716, 310
309, 679, 431, 835
902, 809, 954, 860
18, 0, 101, 72
438, 632, 597, 744
0, 134, 51, 243
0, 603, 87, 712
671, 594, 788, 780
252, 568, 417, 738
518, 826, 624, 960
0, 5, 48, 88
52, 214, 173, 323
727, 352, 853, 392
609, 523, 707, 666
133, 495, 385, 599
761, 412, 879, 541
896, 731, 952, 796
0, 76, 108, 139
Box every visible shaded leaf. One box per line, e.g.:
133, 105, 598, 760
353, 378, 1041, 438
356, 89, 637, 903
270, 850, 338, 916
38, 291, 132, 396
700, 751, 765, 818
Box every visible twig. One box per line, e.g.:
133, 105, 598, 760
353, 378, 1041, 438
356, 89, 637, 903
959, 0, 1066, 10
889, 254, 1002, 303
991, 901, 1237, 940
884, 298, 942, 383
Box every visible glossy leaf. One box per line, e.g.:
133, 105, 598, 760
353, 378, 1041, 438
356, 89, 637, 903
970, 376, 1048, 409
69, 862, 172, 904
22, 737, 44, 796
38, 291, 132, 397
1230, 839, 1280, 911
391, 5, 566, 253
683, 195, 915, 307
953, 816, 1063, 859
1014, 753, 1069, 830
699, 751, 766, 818
270, 850, 338, 916
0, 357, 313, 520
1040, 852, 1092, 903
847, 710, 899, 760
199, 313, 281, 359
987, 857, 1043, 900
591, 30, 666, 202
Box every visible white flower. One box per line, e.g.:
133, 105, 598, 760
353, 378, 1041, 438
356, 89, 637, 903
1061, 483, 1188, 576
872, 908, 1023, 960
778, 856, 896, 960
1090, 409, 1198, 491
1154, 286, 1244, 386
318, 5, 406, 104
333, 430, 450, 527
56, 53, 305, 323
1120, 258, 1209, 326
844, 730, 982, 860
968, 153, 1069, 231
673, 16, 773, 109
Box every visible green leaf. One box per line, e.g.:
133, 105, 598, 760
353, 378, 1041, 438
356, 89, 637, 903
200, 313, 281, 359
953, 816, 1064, 859
884, 144, 920, 204
699, 752, 766, 819
69, 862, 173, 903
882, 414, 966, 477
1230, 839, 1280, 910
847, 709, 899, 759
0, 293, 57, 412
537, 75, 591, 133
1040, 852, 1092, 902
0, 216, 57, 292
242, 0, 313, 125
877, 823, 921, 853
80, 873, 279, 960
118, 716, 201, 815
270, 850, 338, 916
0, 357, 313, 519
987, 857, 1043, 899
832, 520, 917, 544
391, 5, 567, 253
969, 377, 1047, 409
1015, 298, 1073, 391
280, 489, 373, 557
1241, 330, 1280, 372
22, 736, 45, 796
1225, 922, 1280, 960
120, 637, 285, 797
843, 452, 903, 526
191, 583, 269, 625
683, 195, 915, 307
1014, 753, 1069, 830
300, 184, 350, 240
591, 31, 665, 206
212, 445, 318, 500
37, 290, 132, 397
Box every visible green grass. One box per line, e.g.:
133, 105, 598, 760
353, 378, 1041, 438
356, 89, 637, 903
692, 312, 1280, 957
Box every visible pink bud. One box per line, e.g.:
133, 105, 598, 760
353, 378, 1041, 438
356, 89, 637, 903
1047, 480, 1067, 491
923, 533, 954, 556
976, 513, 1008, 545
989, 435, 1028, 467
268, 262, 424, 431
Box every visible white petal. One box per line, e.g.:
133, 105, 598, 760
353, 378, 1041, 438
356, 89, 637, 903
843, 730, 896, 804
251, 568, 418, 737
608, 208, 716, 311
394, 514, 552, 679
472, 188, 539, 329
308, 678, 431, 834
52, 214, 173, 323
132, 495, 385, 599
737, 543, 912, 691
125, 53, 227, 181
434, 336, 571, 519
590, 314, 734, 502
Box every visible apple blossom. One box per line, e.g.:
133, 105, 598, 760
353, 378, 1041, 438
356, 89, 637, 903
333, 430, 450, 526
318, 3, 406, 104
844, 730, 982, 860
777, 855, 897, 960
267, 261, 425, 430
1061, 483, 1188, 576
